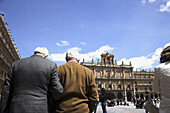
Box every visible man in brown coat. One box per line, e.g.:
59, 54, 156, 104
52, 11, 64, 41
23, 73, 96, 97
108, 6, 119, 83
53, 50, 97, 113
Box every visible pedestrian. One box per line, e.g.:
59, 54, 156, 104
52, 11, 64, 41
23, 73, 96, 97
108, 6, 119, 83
0, 47, 63, 113
154, 45, 170, 113
136, 98, 140, 109
99, 88, 108, 113
145, 91, 150, 113
133, 97, 136, 106
53, 50, 98, 113
94, 93, 100, 113
117, 98, 119, 105
154, 98, 157, 106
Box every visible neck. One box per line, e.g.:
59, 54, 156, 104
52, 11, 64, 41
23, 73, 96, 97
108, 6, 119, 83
35, 53, 45, 59
69, 59, 77, 62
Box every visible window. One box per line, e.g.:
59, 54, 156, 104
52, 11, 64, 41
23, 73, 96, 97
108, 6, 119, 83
103, 59, 105, 64
135, 88, 138, 91
118, 85, 121, 89
96, 71, 100, 77
98, 84, 101, 88
150, 88, 152, 91
107, 58, 110, 64
108, 84, 112, 89
128, 85, 130, 89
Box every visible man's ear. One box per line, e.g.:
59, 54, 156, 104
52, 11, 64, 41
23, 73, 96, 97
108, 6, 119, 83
66, 57, 69, 62
44, 55, 48, 59
77, 58, 80, 63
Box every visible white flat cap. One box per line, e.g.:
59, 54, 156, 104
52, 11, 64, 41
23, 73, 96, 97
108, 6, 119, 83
34, 47, 49, 56
66, 50, 80, 59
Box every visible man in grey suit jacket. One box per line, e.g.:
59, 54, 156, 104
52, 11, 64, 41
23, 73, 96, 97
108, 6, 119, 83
0, 47, 63, 113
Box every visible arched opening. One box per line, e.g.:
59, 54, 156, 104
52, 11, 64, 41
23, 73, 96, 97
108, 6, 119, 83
117, 92, 123, 99
112, 93, 115, 99
155, 93, 158, 98
151, 94, 153, 99
140, 94, 144, 99
127, 92, 132, 101
136, 94, 139, 99
107, 93, 115, 100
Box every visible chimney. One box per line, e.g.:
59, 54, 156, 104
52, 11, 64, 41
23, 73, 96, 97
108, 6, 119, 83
92, 59, 94, 64
1, 14, 4, 21
129, 61, 132, 66
8, 29, 10, 35
5, 22, 8, 28
122, 61, 124, 65
10, 35, 12, 40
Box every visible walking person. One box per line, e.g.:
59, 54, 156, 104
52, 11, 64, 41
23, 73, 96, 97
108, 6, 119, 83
0, 47, 63, 113
145, 91, 150, 113
154, 45, 170, 113
94, 93, 100, 113
53, 50, 97, 113
99, 88, 108, 113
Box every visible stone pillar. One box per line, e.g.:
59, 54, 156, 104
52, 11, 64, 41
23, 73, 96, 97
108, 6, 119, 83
93, 69, 96, 77
133, 83, 136, 98
103, 83, 105, 88
124, 84, 127, 102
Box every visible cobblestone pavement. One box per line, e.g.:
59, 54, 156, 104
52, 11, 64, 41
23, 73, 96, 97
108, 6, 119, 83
95, 103, 145, 113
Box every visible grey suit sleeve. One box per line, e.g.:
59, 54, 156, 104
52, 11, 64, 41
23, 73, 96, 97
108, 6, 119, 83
49, 63, 63, 101
153, 68, 160, 94
0, 63, 14, 113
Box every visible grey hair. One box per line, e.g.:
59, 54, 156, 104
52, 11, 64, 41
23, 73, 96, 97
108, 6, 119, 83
34, 47, 49, 56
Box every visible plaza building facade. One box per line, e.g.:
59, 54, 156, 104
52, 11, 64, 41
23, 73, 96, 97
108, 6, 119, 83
81, 53, 158, 101
0, 14, 21, 94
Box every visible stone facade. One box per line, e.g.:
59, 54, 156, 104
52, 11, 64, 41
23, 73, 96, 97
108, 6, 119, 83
81, 53, 157, 101
0, 14, 20, 94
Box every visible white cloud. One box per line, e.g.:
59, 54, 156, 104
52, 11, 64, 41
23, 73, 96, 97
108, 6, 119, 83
49, 45, 114, 62
49, 43, 169, 70
149, 0, 156, 3
160, 1, 170, 12
141, 0, 170, 13
141, 0, 146, 5
117, 44, 167, 70
56, 40, 69, 46
164, 43, 170, 48
49, 53, 66, 62
67, 47, 82, 52
80, 42, 87, 45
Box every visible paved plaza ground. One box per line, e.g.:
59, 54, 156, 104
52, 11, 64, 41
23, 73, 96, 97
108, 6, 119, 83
95, 103, 146, 113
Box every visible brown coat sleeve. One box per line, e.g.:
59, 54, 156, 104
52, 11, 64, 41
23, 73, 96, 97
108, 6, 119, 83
88, 70, 97, 112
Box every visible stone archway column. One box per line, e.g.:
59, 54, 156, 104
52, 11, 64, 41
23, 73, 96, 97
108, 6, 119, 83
124, 84, 127, 102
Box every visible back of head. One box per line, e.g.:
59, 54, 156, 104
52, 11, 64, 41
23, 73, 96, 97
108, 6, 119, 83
66, 50, 80, 62
160, 46, 170, 63
34, 47, 49, 57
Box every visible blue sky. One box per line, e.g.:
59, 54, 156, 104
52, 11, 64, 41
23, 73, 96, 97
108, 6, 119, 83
0, 0, 170, 70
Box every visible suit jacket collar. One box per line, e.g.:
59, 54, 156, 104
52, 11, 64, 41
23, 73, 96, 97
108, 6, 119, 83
67, 60, 79, 64
31, 54, 44, 59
